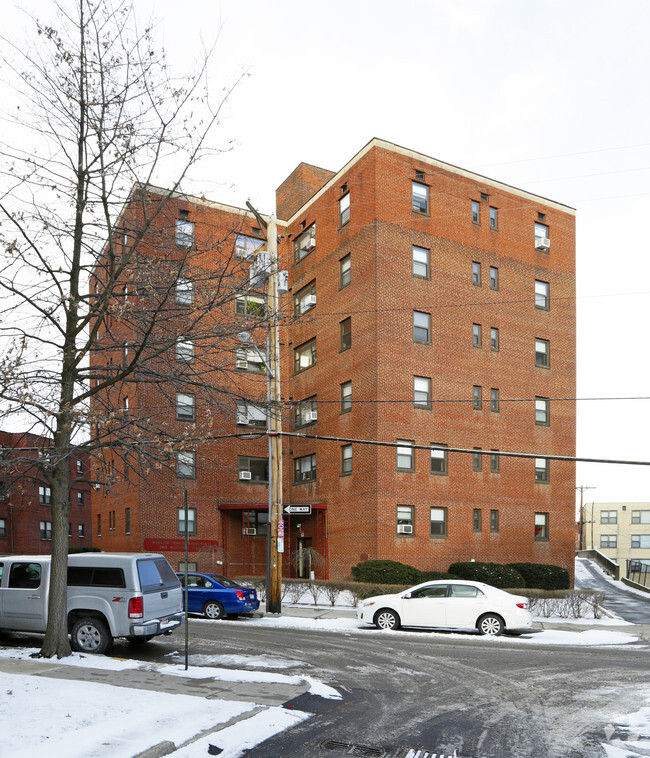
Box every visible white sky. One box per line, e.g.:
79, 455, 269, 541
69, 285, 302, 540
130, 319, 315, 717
5, 0, 650, 505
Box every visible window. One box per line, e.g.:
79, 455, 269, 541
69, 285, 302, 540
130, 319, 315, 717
534, 222, 549, 243
600, 510, 617, 524
236, 401, 267, 428
0, 518, 6, 538
108, 510, 115, 531
39, 486, 51, 505
535, 512, 549, 540
177, 451, 196, 479
294, 224, 316, 262
238, 456, 269, 483
472, 261, 481, 286
78, 523, 85, 538
397, 505, 414, 534
412, 246, 430, 278
236, 347, 266, 373
0, 482, 6, 501
473, 509, 482, 532
535, 338, 550, 368
235, 234, 264, 260
472, 200, 480, 224
472, 385, 482, 410
535, 458, 549, 483
413, 311, 430, 343
430, 445, 448, 475
178, 561, 198, 573
125, 507, 130, 535
293, 282, 316, 316
178, 507, 196, 535
631, 510, 650, 524
176, 337, 194, 363
294, 396, 317, 428
341, 445, 352, 475
632, 535, 650, 549
489, 207, 498, 230
535, 279, 550, 310
472, 323, 482, 347
243, 510, 268, 537
481, 192, 489, 202
340, 254, 351, 288
175, 277, 194, 306
535, 397, 549, 426
490, 388, 499, 413
339, 193, 350, 227
175, 218, 194, 248
40, 520, 52, 540
236, 292, 265, 317
97, 514, 101, 537
489, 266, 499, 291
490, 327, 499, 351
490, 510, 499, 533
294, 454, 317, 483
600, 535, 617, 549
430, 507, 447, 537
473, 447, 482, 471
294, 338, 317, 373
177, 393, 196, 421
340, 381, 352, 414
76, 459, 83, 474
76, 491, 84, 506
490, 451, 500, 473
340, 317, 352, 351
412, 181, 429, 214
414, 376, 431, 409
397, 440, 414, 471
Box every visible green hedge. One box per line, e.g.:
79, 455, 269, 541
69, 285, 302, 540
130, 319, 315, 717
351, 559, 422, 585
507, 563, 570, 590
448, 561, 525, 589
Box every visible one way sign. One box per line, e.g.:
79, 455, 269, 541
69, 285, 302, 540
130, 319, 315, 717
283, 505, 312, 515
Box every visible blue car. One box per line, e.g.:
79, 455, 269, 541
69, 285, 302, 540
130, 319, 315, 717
176, 572, 260, 620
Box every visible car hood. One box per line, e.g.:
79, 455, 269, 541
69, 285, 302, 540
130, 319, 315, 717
362, 593, 399, 605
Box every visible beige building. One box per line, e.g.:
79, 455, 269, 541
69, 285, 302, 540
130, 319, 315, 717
580, 502, 650, 579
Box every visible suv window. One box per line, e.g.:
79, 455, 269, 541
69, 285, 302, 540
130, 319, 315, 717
137, 557, 179, 593
9, 562, 41, 589
67, 566, 126, 588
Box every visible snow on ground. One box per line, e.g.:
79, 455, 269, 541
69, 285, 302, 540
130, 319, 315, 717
576, 556, 650, 600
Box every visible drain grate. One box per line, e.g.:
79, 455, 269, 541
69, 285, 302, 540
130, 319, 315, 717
320, 739, 387, 757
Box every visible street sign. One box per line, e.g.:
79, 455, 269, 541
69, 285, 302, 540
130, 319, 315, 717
283, 505, 312, 515
277, 520, 285, 536
277, 537, 284, 553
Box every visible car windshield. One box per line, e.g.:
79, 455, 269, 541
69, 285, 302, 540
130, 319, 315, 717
209, 575, 240, 588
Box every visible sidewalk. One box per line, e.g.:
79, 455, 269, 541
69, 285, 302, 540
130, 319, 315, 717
1, 607, 648, 758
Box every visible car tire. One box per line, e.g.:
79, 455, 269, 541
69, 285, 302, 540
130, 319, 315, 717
126, 635, 154, 645
477, 613, 504, 636
71, 617, 113, 654
203, 601, 226, 620
374, 609, 400, 630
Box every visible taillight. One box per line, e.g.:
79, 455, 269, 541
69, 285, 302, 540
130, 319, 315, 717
516, 602, 529, 610
128, 596, 144, 619
236, 590, 245, 601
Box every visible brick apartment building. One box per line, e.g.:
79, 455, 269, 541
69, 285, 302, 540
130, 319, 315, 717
90, 138, 576, 582
0, 430, 93, 554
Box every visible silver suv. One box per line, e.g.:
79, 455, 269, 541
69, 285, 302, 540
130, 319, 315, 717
0, 552, 183, 654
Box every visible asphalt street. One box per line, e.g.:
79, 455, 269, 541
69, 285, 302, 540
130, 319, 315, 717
575, 558, 650, 624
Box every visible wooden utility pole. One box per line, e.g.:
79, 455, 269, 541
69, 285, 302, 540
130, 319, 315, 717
577, 484, 595, 550
266, 215, 283, 613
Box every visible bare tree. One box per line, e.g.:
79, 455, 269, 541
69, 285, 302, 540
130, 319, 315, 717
0, 0, 261, 658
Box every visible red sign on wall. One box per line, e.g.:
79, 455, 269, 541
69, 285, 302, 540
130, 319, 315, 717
143, 538, 220, 552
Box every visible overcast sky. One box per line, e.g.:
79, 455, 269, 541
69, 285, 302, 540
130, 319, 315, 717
6, 0, 650, 506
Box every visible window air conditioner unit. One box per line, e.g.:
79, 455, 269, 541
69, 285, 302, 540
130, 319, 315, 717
305, 238, 316, 251
397, 524, 413, 534
307, 410, 318, 422
235, 247, 248, 260
242, 527, 257, 536
301, 471, 312, 481
304, 294, 317, 307
236, 413, 248, 425
535, 237, 550, 251
239, 471, 252, 480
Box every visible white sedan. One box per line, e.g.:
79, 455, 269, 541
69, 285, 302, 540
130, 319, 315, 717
356, 579, 532, 636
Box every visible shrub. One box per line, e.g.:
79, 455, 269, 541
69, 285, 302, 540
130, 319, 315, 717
448, 562, 525, 589
507, 563, 570, 590
351, 559, 422, 585
349, 582, 412, 606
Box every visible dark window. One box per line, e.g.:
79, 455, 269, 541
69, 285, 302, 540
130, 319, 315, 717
412, 181, 429, 214
535, 338, 550, 368
490, 267, 499, 290
473, 509, 482, 532
340, 255, 351, 288
430, 507, 447, 537
473, 385, 482, 410
294, 339, 317, 373
294, 454, 317, 483
9, 562, 41, 589
340, 317, 352, 351
238, 456, 269, 483
490, 388, 499, 413
340, 381, 352, 414
413, 311, 430, 343
177, 507, 196, 535
473, 448, 482, 471
341, 445, 352, 475
472, 200, 480, 224
489, 206, 498, 230
472, 261, 481, 286
430, 445, 448, 475
490, 510, 499, 533
137, 557, 180, 593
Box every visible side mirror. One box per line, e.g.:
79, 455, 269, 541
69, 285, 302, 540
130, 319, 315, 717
403, 592, 411, 599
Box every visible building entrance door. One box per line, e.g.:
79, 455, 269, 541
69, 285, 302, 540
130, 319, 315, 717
296, 537, 313, 579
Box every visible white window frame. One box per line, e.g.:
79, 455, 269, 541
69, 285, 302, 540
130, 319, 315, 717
236, 400, 267, 428
535, 338, 550, 367
412, 181, 429, 214
339, 193, 350, 227
176, 337, 194, 363
177, 507, 197, 535
413, 311, 430, 343
414, 376, 431, 409
177, 451, 196, 479
341, 445, 352, 475
412, 245, 429, 278
397, 440, 414, 471
430, 507, 447, 537
176, 392, 196, 421
175, 277, 194, 306
175, 218, 194, 248
535, 279, 550, 310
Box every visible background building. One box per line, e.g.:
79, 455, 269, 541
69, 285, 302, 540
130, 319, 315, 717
91, 138, 577, 582
0, 430, 92, 554
580, 501, 650, 580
